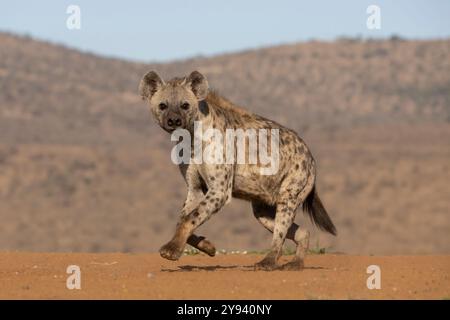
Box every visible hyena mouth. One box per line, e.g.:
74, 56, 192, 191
163, 126, 178, 134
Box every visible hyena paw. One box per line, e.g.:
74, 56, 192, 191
280, 258, 305, 271
254, 257, 279, 271
197, 238, 216, 257
159, 241, 184, 261
187, 235, 216, 257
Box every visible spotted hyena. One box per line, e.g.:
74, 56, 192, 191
139, 70, 336, 270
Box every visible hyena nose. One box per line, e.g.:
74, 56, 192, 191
166, 114, 183, 129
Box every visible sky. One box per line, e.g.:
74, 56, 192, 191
1, 0, 449, 62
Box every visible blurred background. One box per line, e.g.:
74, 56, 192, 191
0, 1, 449, 254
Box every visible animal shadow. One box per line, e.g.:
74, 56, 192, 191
161, 264, 326, 272
161, 264, 251, 272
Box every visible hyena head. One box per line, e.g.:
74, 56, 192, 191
139, 70, 209, 133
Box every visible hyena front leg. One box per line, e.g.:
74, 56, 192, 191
252, 201, 309, 270
181, 187, 216, 257
159, 166, 232, 261
163, 164, 216, 258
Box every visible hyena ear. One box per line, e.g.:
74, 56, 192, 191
187, 71, 209, 101
139, 71, 164, 100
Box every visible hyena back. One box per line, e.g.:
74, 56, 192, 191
139, 70, 336, 270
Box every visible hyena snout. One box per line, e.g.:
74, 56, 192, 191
163, 111, 185, 131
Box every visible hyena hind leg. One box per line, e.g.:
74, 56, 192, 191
279, 229, 309, 271
252, 201, 310, 271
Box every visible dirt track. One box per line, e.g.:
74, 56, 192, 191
0, 253, 448, 299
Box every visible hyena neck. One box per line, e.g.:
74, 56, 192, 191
188, 102, 212, 135
189, 90, 232, 132
204, 91, 257, 129
193, 91, 275, 133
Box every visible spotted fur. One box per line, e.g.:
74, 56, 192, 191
139, 70, 336, 270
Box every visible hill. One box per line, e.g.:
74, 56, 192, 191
0, 32, 449, 254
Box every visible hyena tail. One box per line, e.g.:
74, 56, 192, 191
303, 185, 337, 236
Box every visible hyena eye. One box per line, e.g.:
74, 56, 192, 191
158, 103, 168, 111
180, 102, 190, 110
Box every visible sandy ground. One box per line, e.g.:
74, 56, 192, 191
0, 252, 448, 299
